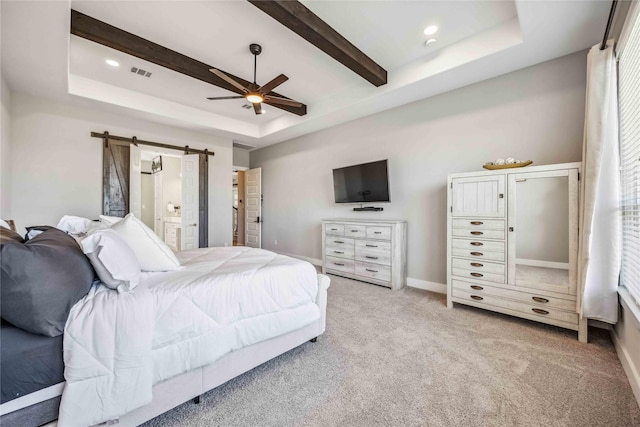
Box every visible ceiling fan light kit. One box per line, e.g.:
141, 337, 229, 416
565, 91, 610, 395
207, 43, 303, 115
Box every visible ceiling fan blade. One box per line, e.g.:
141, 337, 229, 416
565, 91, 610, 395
206, 96, 245, 100
265, 95, 303, 108
258, 74, 288, 95
252, 102, 263, 115
210, 68, 248, 93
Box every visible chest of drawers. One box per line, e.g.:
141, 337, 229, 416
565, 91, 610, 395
322, 219, 407, 290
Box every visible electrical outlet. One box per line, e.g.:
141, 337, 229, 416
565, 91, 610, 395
224, 242, 229, 247
274, 240, 278, 246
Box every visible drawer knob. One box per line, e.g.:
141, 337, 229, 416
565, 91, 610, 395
334, 262, 345, 266
470, 221, 483, 225
470, 285, 483, 290
470, 272, 483, 277
365, 244, 378, 248
334, 240, 345, 244
470, 231, 484, 235
470, 242, 483, 246
331, 228, 338, 231
365, 268, 378, 273
531, 308, 549, 315
470, 252, 484, 256
532, 296, 549, 304
351, 229, 359, 232
374, 231, 382, 234
470, 262, 484, 267
470, 295, 483, 301
365, 256, 379, 260
334, 251, 344, 254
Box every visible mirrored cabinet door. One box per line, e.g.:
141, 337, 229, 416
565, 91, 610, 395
507, 169, 579, 295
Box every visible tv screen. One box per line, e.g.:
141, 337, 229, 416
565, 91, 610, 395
333, 160, 390, 203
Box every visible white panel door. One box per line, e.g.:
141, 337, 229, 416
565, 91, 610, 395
129, 144, 142, 219
181, 154, 200, 250
452, 175, 505, 218
154, 172, 163, 237
245, 167, 262, 248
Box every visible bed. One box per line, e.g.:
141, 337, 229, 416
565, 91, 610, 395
0, 237, 330, 427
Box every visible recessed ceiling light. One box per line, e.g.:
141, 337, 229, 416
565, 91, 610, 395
425, 38, 437, 47
105, 59, 120, 67
423, 25, 438, 36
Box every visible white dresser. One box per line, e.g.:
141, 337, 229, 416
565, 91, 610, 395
164, 221, 182, 251
446, 162, 587, 342
322, 219, 407, 290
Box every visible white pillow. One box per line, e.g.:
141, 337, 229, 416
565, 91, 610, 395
81, 229, 141, 292
0, 219, 11, 229
110, 213, 180, 272
99, 215, 124, 227
57, 215, 93, 234
56, 215, 106, 235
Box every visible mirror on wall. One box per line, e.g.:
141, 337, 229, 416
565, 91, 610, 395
513, 175, 570, 292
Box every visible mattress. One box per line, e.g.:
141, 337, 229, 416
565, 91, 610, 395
0, 320, 64, 404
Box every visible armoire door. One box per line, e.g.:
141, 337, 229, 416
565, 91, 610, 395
451, 175, 505, 218
507, 169, 578, 295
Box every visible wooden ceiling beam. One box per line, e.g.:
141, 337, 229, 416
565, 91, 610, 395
248, 1, 387, 87
70, 10, 307, 116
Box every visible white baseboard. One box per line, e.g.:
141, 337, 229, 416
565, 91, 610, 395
610, 326, 640, 408
274, 251, 446, 294
274, 251, 323, 267
406, 278, 447, 294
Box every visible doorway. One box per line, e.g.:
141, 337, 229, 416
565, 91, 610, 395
233, 167, 248, 246
140, 149, 183, 250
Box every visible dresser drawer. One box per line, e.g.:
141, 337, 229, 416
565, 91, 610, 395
452, 268, 504, 284
452, 280, 576, 311
344, 225, 366, 238
452, 219, 504, 230
325, 223, 345, 235
366, 226, 392, 240
355, 239, 391, 254
451, 238, 504, 262
325, 247, 355, 259
355, 250, 391, 266
452, 258, 504, 275
355, 261, 391, 282
452, 228, 505, 240
453, 289, 578, 325
326, 237, 355, 250
325, 256, 355, 273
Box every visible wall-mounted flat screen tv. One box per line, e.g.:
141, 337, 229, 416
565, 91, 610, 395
333, 160, 390, 203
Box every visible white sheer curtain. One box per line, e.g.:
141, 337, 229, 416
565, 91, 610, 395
576, 40, 621, 324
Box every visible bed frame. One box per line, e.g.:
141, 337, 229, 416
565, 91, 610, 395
0, 274, 330, 427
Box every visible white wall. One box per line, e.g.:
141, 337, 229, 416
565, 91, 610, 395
9, 91, 233, 246
251, 51, 586, 285
1, 76, 11, 219
613, 294, 640, 407
233, 146, 250, 169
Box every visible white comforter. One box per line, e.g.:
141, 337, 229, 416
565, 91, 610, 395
58, 247, 320, 427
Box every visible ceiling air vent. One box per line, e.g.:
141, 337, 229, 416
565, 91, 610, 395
131, 67, 152, 78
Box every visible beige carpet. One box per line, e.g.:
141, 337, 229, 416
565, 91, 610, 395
143, 275, 640, 426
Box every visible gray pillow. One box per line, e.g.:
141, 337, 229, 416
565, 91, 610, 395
0, 228, 96, 337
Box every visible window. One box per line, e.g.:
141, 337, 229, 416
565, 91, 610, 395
619, 5, 640, 305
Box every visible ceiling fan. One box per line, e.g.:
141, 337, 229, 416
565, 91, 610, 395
207, 44, 303, 115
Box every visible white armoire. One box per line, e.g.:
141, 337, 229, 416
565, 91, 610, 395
446, 162, 587, 342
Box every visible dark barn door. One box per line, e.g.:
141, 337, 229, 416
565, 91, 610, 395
103, 141, 130, 217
